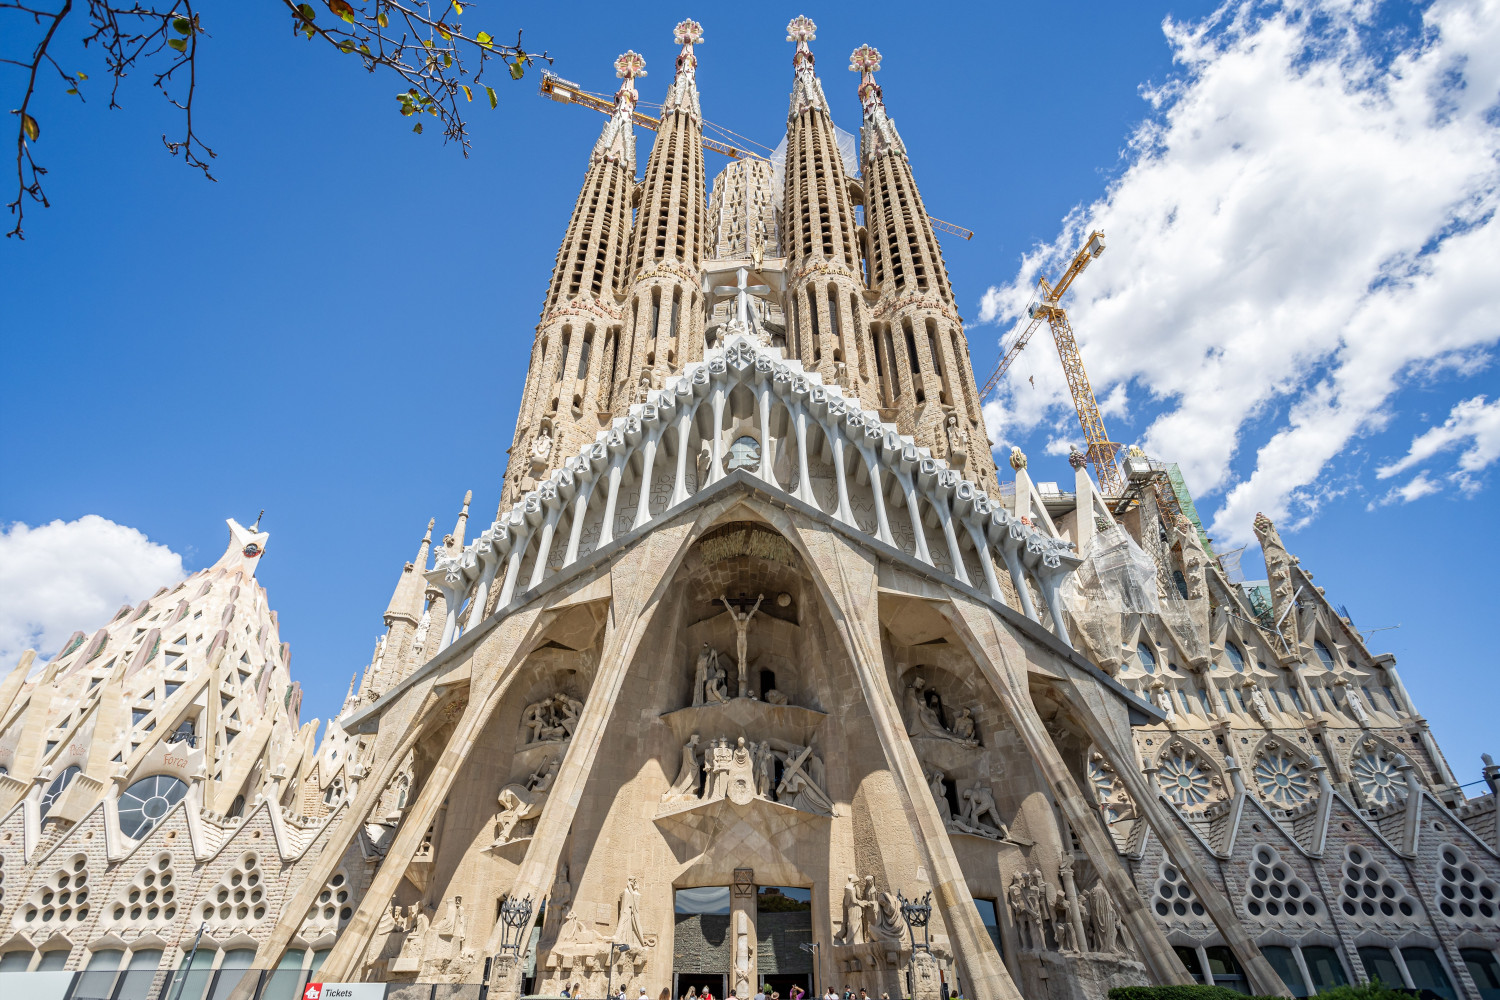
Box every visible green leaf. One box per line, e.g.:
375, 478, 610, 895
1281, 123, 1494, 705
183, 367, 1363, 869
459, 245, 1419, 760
460, 84, 472, 102
376, 11, 388, 28
485, 85, 497, 109
327, 0, 354, 21
437, 25, 450, 40
65, 87, 78, 95
298, 3, 315, 20
359, 43, 371, 55
475, 30, 492, 48
443, 52, 452, 67
508, 59, 524, 80
452, 1, 463, 13
338, 39, 355, 53
21, 113, 39, 141
77, 71, 88, 80
412, 122, 423, 134
167, 37, 187, 53
172, 17, 192, 35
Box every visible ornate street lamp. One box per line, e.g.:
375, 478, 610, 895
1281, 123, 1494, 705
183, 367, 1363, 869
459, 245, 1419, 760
898, 891, 933, 954
497, 893, 535, 954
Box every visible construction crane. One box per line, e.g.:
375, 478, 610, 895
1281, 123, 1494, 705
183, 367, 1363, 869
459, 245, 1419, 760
979, 230, 1123, 494
538, 71, 975, 241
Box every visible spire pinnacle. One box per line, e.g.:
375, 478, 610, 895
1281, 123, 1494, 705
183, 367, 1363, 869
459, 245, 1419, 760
614, 50, 646, 106
786, 16, 829, 117
593, 51, 645, 166
662, 21, 704, 118
850, 44, 883, 106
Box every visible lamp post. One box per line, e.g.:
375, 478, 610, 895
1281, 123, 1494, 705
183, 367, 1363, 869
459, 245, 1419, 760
491, 894, 534, 1000
798, 941, 822, 999
897, 892, 932, 954
605, 942, 631, 1000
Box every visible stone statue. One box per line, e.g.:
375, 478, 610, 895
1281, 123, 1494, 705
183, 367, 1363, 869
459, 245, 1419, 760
1023, 870, 1046, 949
1345, 685, 1373, 727
927, 767, 952, 823
836, 874, 866, 946
493, 756, 560, 845
531, 424, 554, 463
727, 737, 757, 805
951, 707, 977, 742
666, 735, 702, 801
903, 676, 978, 746
705, 738, 733, 799
763, 688, 788, 706
412, 609, 431, 655
958, 784, 1008, 839
733, 907, 753, 996
702, 653, 731, 705
870, 882, 908, 956
1249, 685, 1273, 726
616, 876, 656, 951
521, 693, 582, 745
945, 414, 969, 468
1153, 683, 1176, 722
692, 644, 718, 707
1090, 883, 1121, 954
1006, 873, 1032, 950
775, 744, 834, 815
1009, 446, 1027, 471
754, 740, 776, 799
720, 594, 765, 697
1054, 890, 1076, 952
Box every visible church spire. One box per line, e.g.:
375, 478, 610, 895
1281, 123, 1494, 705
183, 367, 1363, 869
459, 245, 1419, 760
617, 20, 709, 399
779, 17, 879, 407
445, 489, 472, 552
851, 43, 997, 492
384, 518, 433, 627
661, 19, 703, 119
502, 53, 643, 504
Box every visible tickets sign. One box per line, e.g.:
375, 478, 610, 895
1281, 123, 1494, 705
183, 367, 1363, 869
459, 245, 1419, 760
302, 983, 387, 1000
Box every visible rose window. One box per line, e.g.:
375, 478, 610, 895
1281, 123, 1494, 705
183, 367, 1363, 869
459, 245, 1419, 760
1253, 751, 1313, 808
1351, 752, 1404, 807
118, 774, 187, 839
1157, 749, 1216, 807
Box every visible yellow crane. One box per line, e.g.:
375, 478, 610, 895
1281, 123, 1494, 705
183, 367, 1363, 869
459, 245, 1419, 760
538, 71, 975, 241
979, 230, 1123, 494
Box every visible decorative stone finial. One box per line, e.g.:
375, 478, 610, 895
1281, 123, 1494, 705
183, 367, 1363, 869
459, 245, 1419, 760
1009, 446, 1028, 471
849, 44, 882, 105
463, 489, 472, 506
786, 15, 817, 44
1067, 444, 1087, 470
674, 18, 703, 47
614, 50, 646, 82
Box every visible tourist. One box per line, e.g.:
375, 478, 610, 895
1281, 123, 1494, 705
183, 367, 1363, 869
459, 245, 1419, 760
789, 987, 803, 1000
755, 987, 766, 1000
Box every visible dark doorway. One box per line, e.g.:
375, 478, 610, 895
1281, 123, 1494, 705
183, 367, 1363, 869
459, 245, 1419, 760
675, 887, 732, 1000
675, 973, 728, 1000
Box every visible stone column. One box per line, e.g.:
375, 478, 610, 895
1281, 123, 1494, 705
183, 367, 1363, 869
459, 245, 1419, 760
314, 605, 552, 981
778, 514, 1021, 1000
729, 886, 757, 998
481, 522, 698, 970
940, 594, 1195, 989
1048, 674, 1291, 997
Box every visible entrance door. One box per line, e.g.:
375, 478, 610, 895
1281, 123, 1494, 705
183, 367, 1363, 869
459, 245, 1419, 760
675, 887, 733, 1000
756, 887, 813, 998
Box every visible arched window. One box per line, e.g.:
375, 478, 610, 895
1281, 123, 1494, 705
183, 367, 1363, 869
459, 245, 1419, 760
118, 774, 187, 839
1225, 643, 1246, 673
1314, 640, 1337, 670
1136, 643, 1157, 675
40, 764, 81, 819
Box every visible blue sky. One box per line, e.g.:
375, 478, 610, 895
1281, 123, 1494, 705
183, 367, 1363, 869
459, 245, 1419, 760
2, 1, 1496, 787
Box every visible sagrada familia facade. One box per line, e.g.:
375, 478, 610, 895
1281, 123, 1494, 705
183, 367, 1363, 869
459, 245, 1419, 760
2, 17, 1497, 1000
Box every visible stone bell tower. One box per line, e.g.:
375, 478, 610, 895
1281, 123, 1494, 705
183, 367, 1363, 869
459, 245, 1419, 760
501, 51, 643, 505
616, 20, 710, 399
780, 16, 881, 408
852, 44, 997, 490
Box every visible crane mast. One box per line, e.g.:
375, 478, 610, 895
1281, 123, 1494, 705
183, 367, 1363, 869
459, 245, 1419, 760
980, 231, 1122, 494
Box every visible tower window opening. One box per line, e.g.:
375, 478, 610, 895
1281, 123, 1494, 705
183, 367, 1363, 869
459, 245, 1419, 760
828, 286, 842, 351
651, 289, 662, 344
886, 328, 901, 397
556, 327, 571, 383
669, 288, 681, 345
808, 294, 821, 361
927, 320, 953, 406
577, 327, 594, 382
904, 322, 925, 404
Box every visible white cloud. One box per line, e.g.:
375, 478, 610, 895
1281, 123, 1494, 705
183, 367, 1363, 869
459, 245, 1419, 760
978, 0, 1500, 545
0, 516, 186, 670
1376, 395, 1500, 489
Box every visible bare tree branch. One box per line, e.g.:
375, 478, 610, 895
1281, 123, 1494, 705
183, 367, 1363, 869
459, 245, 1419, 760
3, 1, 549, 238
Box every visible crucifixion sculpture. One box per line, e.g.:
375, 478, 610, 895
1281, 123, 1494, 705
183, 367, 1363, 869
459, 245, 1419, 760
720, 593, 764, 698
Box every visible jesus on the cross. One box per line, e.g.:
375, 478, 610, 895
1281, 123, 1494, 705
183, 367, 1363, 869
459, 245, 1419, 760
719, 593, 764, 698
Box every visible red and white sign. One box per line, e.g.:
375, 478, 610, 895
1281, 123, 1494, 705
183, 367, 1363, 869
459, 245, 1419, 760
303, 983, 386, 1000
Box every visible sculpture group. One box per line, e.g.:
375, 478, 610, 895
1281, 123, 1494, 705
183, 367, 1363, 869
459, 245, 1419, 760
1005, 865, 1122, 956
522, 692, 583, 745
904, 675, 980, 746
925, 767, 1009, 841
663, 734, 833, 815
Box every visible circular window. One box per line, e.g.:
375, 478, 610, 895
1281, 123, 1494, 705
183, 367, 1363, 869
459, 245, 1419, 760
118, 775, 188, 840
725, 435, 761, 472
